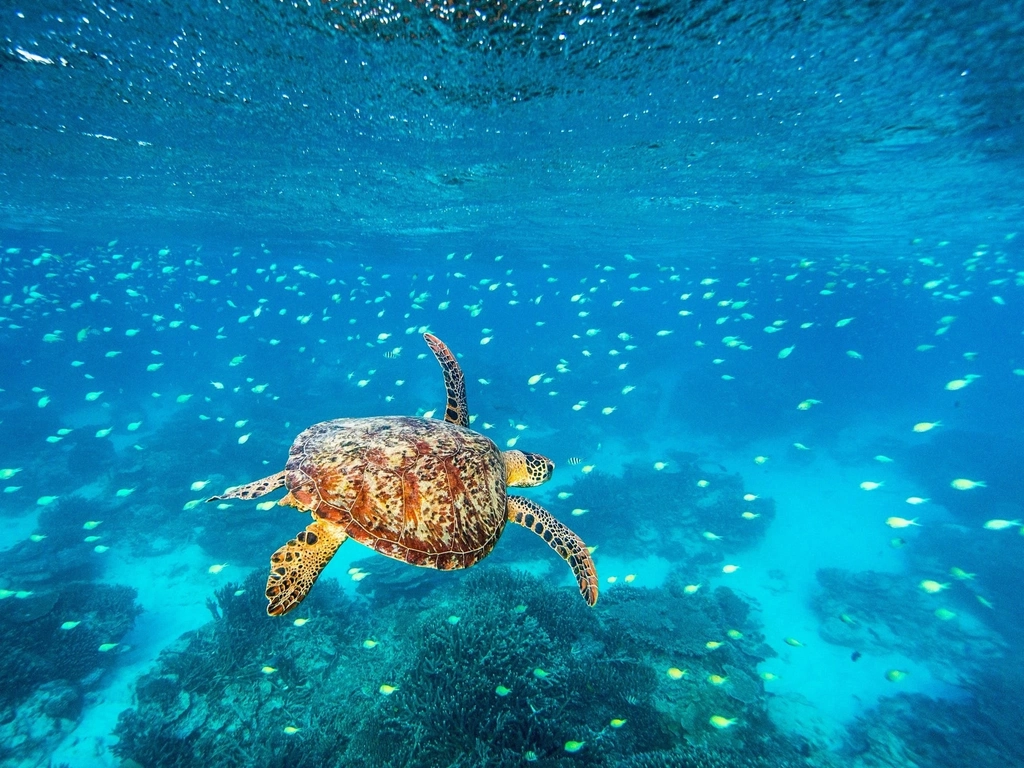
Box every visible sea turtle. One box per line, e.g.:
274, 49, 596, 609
209, 333, 599, 616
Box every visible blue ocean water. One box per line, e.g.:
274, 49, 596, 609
2, 1, 1023, 766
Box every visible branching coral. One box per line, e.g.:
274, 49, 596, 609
344, 567, 659, 766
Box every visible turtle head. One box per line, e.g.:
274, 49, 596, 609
504, 450, 554, 488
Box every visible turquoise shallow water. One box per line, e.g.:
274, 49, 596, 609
1, 2, 1024, 767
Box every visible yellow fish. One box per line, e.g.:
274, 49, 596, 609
667, 667, 686, 680
783, 637, 804, 647
885, 516, 920, 529
949, 567, 975, 580
708, 674, 728, 686
563, 741, 585, 753
705, 641, 724, 650
885, 669, 907, 682
283, 726, 301, 735
379, 684, 398, 695
709, 715, 737, 729
261, 666, 277, 674
912, 421, 941, 433
610, 718, 627, 728
983, 518, 1018, 530
952, 478, 985, 491
919, 580, 949, 594
362, 639, 378, 649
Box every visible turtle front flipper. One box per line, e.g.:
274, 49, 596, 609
508, 496, 598, 606
207, 471, 286, 502
423, 333, 469, 428
265, 519, 348, 616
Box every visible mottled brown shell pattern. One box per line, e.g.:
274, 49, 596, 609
282, 415, 508, 570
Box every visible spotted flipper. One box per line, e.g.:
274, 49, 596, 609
423, 333, 469, 428
508, 496, 598, 606
207, 471, 286, 502
265, 519, 347, 616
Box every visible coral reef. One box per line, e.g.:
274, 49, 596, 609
559, 457, 773, 563
114, 572, 371, 768
0, 681, 82, 768
350, 552, 450, 603
845, 659, 1024, 768
0, 582, 140, 768
812, 568, 1004, 685
114, 565, 808, 768
903, 519, 1024, 646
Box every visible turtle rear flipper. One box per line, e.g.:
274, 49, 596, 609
208, 471, 286, 502
265, 520, 348, 616
508, 496, 598, 606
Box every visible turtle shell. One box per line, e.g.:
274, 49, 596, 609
282, 416, 508, 570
